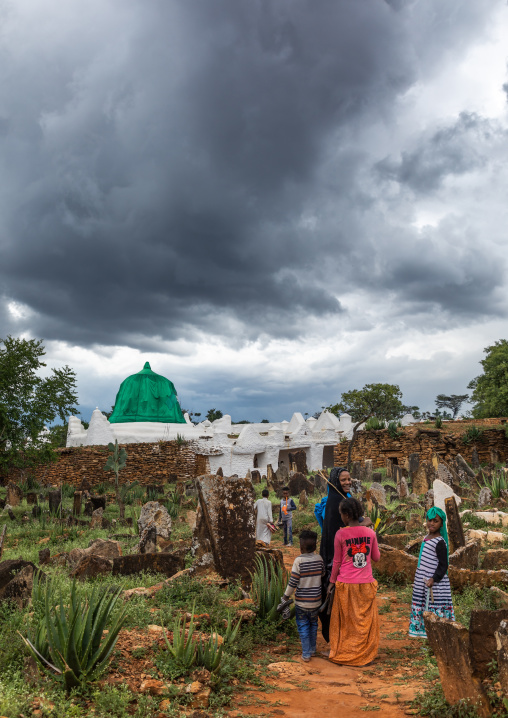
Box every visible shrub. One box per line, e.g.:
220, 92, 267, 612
365, 417, 385, 431
461, 426, 484, 445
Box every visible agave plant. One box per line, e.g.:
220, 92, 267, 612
20, 579, 126, 691
250, 554, 288, 622
483, 470, 508, 500
368, 505, 387, 536
163, 608, 197, 668
196, 633, 223, 672
223, 611, 242, 647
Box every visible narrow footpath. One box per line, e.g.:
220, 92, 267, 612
228, 545, 430, 718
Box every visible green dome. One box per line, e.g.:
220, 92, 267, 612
109, 362, 186, 424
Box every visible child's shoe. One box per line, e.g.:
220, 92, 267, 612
301, 655, 311, 662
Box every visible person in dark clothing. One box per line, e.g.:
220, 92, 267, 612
318, 467, 371, 643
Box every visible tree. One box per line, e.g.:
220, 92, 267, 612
104, 440, 128, 519
0, 336, 78, 473
328, 383, 406, 469
434, 394, 469, 419
206, 408, 223, 422
468, 340, 508, 418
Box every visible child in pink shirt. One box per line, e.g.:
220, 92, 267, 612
327, 497, 381, 666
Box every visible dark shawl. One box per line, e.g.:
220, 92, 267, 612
319, 467, 351, 579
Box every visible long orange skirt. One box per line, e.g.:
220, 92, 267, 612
328, 581, 379, 666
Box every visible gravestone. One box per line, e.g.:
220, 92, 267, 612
412, 463, 434, 495
433, 479, 461, 513
39, 548, 50, 565
139, 526, 157, 554
471, 447, 480, 470
26, 493, 37, 505
477, 487, 492, 509
299, 490, 308, 508
73, 491, 83, 516
288, 472, 314, 497
496, 620, 508, 694
288, 450, 308, 475
351, 461, 362, 481
138, 501, 172, 540
372, 472, 382, 483
48, 490, 61, 515
423, 613, 491, 718
112, 552, 184, 577
397, 477, 409, 499
90, 507, 104, 529
90, 496, 106, 512
364, 459, 373, 483
368, 482, 386, 507
424, 489, 434, 512
84, 500, 94, 517
194, 474, 256, 582
385, 458, 393, 478
266, 464, 275, 485
5, 483, 21, 508
444, 496, 465, 554
31, 506, 41, 519
275, 464, 289, 486
455, 454, 475, 480
408, 453, 420, 476
437, 463, 453, 487
470, 608, 508, 678
251, 470, 261, 485
392, 464, 402, 486
449, 540, 480, 570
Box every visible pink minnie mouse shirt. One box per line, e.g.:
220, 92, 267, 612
330, 526, 380, 584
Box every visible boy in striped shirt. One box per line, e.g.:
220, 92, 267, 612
281, 529, 324, 661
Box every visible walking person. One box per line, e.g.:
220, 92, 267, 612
278, 529, 324, 661
409, 507, 455, 638
327, 497, 380, 666
254, 489, 274, 545
279, 487, 296, 547
318, 467, 371, 641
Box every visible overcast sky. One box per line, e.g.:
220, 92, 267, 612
1, 0, 508, 422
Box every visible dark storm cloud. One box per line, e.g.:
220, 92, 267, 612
376, 112, 504, 192
0, 0, 502, 349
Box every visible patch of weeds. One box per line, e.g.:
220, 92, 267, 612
453, 586, 497, 627
131, 647, 147, 659
378, 601, 392, 614
412, 684, 481, 717
91, 684, 135, 717
385, 630, 407, 640
360, 707, 380, 712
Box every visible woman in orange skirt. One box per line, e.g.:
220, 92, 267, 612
326, 498, 380, 666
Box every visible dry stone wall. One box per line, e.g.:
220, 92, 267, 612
3, 441, 209, 487
334, 420, 508, 469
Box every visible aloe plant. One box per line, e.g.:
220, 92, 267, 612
196, 633, 223, 672
368, 504, 387, 536
20, 579, 126, 691
163, 608, 197, 668
250, 555, 288, 621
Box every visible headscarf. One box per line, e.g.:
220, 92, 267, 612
319, 467, 351, 576
417, 506, 449, 567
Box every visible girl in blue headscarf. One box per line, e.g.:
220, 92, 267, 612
409, 506, 455, 638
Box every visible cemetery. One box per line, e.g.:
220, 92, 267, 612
2, 361, 508, 716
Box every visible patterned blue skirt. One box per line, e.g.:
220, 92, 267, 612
408, 537, 455, 638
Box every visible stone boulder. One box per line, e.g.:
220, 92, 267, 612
138, 501, 172, 540
90, 507, 104, 529
299, 490, 308, 508
288, 473, 314, 497
1, 564, 36, 608
496, 620, 508, 694
288, 449, 308, 475
139, 526, 158, 554
423, 613, 491, 718
491, 587, 508, 609
412, 463, 434, 495
481, 549, 508, 571
6, 482, 22, 507
70, 555, 113, 579
68, 538, 122, 567
380, 534, 411, 550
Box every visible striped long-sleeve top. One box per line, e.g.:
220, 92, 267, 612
284, 552, 325, 609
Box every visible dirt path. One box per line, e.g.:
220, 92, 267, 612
227, 546, 428, 718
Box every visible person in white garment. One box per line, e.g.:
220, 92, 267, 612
254, 489, 274, 545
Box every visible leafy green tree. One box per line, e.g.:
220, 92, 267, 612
434, 394, 469, 419
0, 336, 78, 473
468, 340, 508, 418
206, 408, 223, 422
328, 383, 406, 469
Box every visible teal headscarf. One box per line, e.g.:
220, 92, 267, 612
417, 507, 449, 567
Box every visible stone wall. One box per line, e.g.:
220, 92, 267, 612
334, 420, 508, 468
4, 441, 209, 487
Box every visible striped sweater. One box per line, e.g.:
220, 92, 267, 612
285, 552, 325, 609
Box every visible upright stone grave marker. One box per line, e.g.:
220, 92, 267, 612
364, 459, 373, 483
73, 491, 82, 516
194, 474, 256, 583
48, 490, 61, 515
444, 496, 465, 554
5, 483, 21, 508
471, 447, 480, 470
408, 453, 420, 476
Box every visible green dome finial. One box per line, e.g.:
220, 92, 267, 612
109, 363, 186, 424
